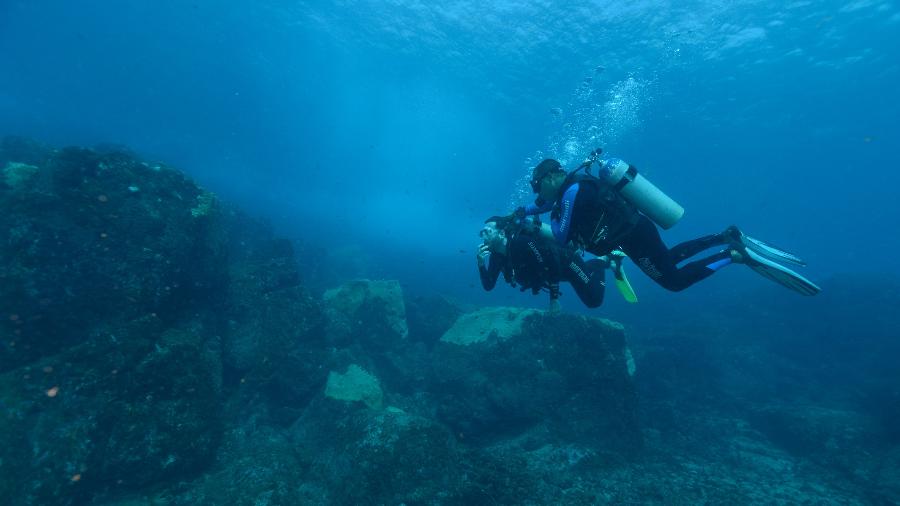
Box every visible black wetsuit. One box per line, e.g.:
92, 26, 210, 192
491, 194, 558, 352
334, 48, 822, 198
478, 227, 608, 308
527, 174, 732, 292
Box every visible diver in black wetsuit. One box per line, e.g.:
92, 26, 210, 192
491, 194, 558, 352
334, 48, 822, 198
476, 218, 609, 313
517, 153, 820, 295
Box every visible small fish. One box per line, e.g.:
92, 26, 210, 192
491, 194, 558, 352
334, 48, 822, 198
594, 65, 605, 73
550, 107, 563, 117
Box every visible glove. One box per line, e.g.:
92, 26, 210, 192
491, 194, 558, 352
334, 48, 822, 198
514, 206, 526, 219
476, 243, 490, 267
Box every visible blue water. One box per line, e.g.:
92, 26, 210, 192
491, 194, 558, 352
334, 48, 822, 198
2, 0, 899, 311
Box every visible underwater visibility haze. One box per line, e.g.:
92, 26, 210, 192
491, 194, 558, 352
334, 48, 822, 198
1, 1, 899, 504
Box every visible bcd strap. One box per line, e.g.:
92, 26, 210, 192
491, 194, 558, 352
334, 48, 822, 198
613, 165, 639, 192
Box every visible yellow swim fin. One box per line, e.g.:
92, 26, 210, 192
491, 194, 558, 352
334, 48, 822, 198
610, 251, 638, 303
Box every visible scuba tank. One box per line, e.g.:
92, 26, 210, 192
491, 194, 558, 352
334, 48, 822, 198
579, 148, 685, 230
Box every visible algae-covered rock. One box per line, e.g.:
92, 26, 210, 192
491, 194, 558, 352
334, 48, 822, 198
221, 214, 326, 424
0, 142, 229, 372
324, 364, 384, 409
0, 139, 329, 505
288, 396, 558, 504
190, 190, 217, 218
431, 308, 640, 449
440, 306, 540, 345
290, 398, 467, 504
2, 161, 39, 188
0, 319, 223, 505
323, 279, 409, 346
161, 424, 311, 506
404, 292, 461, 345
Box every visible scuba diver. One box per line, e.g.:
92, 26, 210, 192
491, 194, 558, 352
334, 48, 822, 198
477, 216, 637, 314
515, 149, 820, 296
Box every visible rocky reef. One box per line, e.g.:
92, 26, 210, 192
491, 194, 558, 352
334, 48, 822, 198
1, 137, 897, 505
0, 138, 637, 505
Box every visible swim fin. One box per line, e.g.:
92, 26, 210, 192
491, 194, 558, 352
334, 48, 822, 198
609, 250, 638, 303
730, 247, 821, 296
724, 225, 806, 266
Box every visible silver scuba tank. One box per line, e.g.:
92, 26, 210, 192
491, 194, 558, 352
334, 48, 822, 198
597, 158, 685, 230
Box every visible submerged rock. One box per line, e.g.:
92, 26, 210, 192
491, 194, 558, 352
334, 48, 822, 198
2, 161, 39, 188
0, 141, 229, 373
323, 278, 409, 346
0, 319, 223, 505
162, 423, 311, 506
290, 398, 467, 504
324, 363, 384, 409
440, 306, 539, 345
404, 292, 461, 346
0, 138, 320, 505
431, 307, 640, 450
221, 212, 325, 425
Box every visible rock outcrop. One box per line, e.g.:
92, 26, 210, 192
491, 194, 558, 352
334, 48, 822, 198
0, 138, 320, 504
431, 307, 640, 449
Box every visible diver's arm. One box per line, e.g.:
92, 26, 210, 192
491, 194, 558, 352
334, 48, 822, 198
550, 184, 579, 246
524, 200, 553, 216
477, 249, 502, 291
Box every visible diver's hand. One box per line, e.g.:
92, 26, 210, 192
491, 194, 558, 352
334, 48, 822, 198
514, 206, 526, 220
476, 243, 490, 267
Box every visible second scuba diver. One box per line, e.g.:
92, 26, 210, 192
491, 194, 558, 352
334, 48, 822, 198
517, 149, 821, 296
477, 217, 636, 314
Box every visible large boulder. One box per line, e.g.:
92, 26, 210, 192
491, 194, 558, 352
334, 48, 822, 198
323, 279, 409, 348
0, 142, 229, 372
439, 306, 540, 345
320, 279, 424, 397
290, 397, 468, 504
324, 363, 385, 409
430, 307, 640, 450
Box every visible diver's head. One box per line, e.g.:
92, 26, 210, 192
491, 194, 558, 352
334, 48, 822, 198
530, 158, 565, 201
479, 221, 508, 252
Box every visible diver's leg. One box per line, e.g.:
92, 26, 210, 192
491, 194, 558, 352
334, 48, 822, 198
668, 233, 726, 264
620, 216, 730, 292
563, 256, 607, 308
